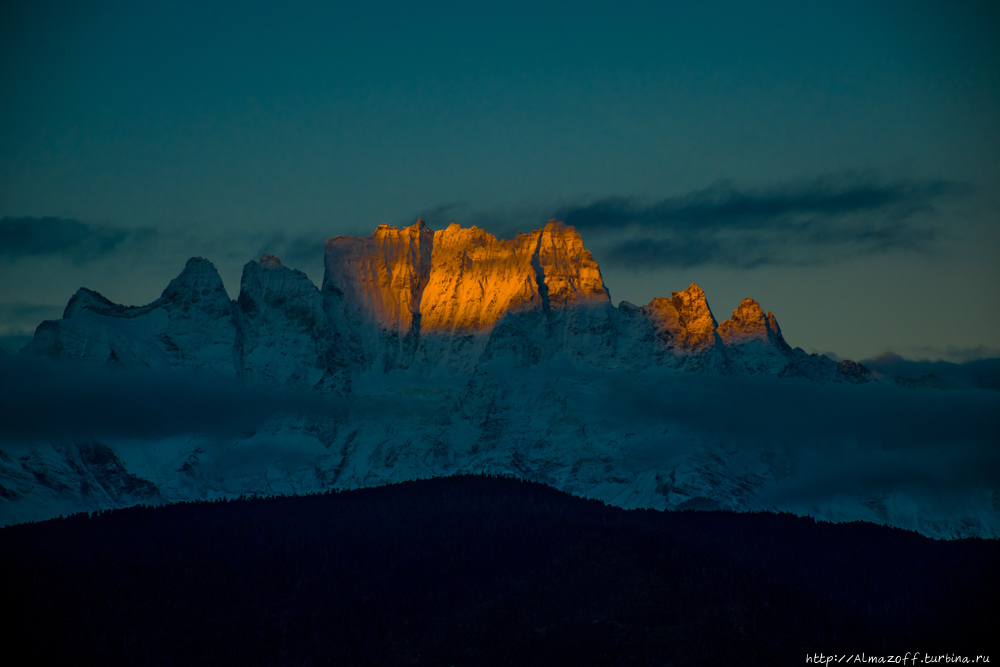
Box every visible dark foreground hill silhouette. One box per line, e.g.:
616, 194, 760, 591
1, 475, 996, 665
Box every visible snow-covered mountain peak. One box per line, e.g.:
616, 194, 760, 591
21, 257, 240, 379
160, 257, 227, 301
237, 254, 338, 388
62, 287, 121, 319
240, 254, 317, 301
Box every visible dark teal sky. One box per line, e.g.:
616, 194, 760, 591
2, 0, 998, 361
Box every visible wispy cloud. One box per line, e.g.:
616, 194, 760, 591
555, 175, 963, 269
0, 217, 157, 264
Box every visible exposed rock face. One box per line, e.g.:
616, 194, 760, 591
258, 253, 283, 269
323, 221, 434, 335
718, 298, 772, 345
320, 219, 613, 371
534, 220, 610, 309
74, 440, 162, 506
716, 298, 795, 375
766, 312, 782, 340
325, 219, 610, 336
419, 224, 543, 333
643, 284, 721, 354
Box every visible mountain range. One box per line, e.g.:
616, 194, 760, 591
2, 220, 997, 538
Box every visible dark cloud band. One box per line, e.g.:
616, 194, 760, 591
0, 216, 156, 264
0, 356, 336, 441
559, 178, 958, 231
556, 176, 962, 269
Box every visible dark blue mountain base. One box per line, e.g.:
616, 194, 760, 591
1, 475, 995, 665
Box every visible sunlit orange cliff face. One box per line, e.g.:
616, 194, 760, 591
323, 220, 610, 333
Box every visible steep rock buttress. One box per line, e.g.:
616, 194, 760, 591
323, 219, 610, 334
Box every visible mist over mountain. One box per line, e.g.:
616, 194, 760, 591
2, 220, 998, 539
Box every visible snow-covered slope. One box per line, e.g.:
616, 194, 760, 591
22, 258, 241, 379
5, 220, 996, 539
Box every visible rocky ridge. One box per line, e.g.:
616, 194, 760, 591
7, 220, 992, 541
22, 219, 866, 385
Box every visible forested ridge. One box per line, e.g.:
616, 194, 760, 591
1, 475, 995, 665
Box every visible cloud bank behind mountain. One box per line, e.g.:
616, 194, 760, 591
554, 176, 962, 269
